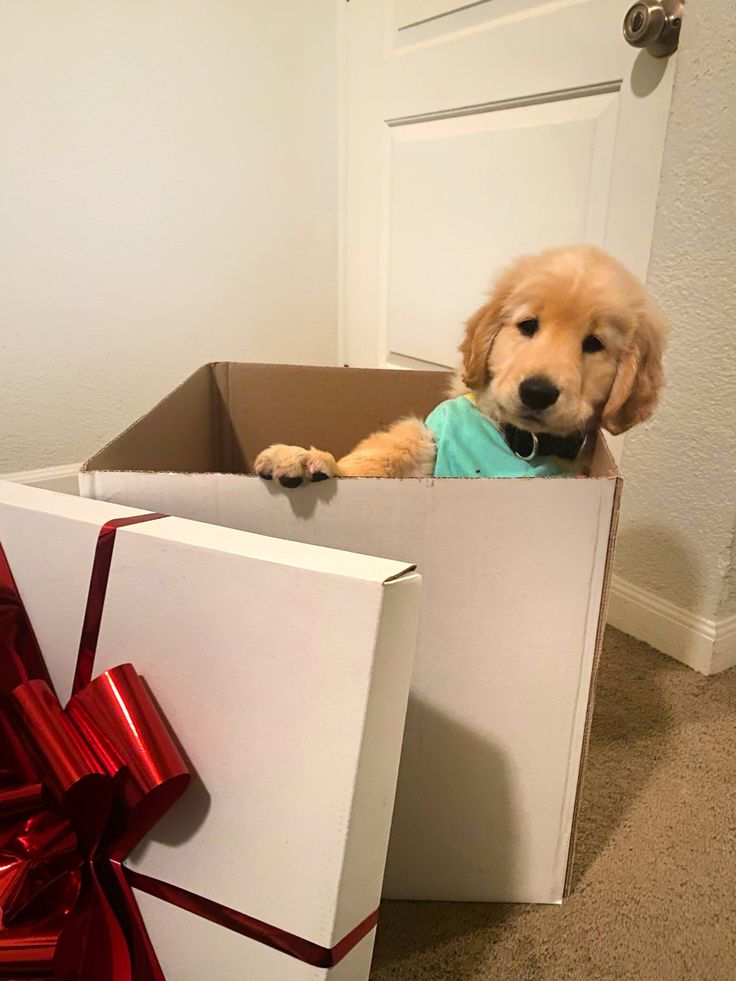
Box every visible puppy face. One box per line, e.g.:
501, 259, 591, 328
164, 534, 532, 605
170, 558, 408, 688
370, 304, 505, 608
460, 246, 667, 437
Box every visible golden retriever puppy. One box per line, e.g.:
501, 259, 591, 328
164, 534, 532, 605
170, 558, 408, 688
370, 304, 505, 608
255, 246, 666, 485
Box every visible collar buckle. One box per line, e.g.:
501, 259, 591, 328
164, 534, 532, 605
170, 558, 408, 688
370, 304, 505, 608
513, 431, 539, 461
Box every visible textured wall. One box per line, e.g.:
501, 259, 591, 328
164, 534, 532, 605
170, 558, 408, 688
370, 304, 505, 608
0, 1, 337, 472
616, 0, 736, 621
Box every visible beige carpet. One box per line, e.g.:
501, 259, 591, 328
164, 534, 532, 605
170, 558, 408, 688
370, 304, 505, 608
371, 628, 736, 980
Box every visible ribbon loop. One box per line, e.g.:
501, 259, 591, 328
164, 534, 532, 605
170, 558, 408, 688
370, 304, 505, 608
67, 664, 190, 858
11, 681, 107, 797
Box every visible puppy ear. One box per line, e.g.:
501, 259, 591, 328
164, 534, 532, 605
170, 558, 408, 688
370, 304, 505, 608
602, 299, 667, 435
459, 282, 510, 390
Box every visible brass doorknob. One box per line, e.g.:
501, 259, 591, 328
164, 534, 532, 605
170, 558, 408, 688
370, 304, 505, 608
623, 0, 684, 58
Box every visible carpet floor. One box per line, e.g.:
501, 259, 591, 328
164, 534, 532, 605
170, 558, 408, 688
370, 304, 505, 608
370, 627, 736, 980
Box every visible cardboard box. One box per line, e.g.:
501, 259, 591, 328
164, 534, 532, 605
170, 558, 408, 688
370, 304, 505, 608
80, 362, 622, 903
0, 479, 421, 979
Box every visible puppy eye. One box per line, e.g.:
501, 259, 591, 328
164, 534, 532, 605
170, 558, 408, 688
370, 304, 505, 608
582, 334, 604, 354
517, 317, 539, 337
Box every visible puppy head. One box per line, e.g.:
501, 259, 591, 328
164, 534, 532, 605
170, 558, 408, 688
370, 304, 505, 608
459, 246, 667, 437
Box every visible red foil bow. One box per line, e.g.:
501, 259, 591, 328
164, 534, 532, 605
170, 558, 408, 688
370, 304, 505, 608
0, 514, 189, 979
0, 512, 379, 978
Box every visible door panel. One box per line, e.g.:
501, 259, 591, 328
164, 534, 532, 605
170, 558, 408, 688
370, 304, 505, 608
386, 91, 619, 366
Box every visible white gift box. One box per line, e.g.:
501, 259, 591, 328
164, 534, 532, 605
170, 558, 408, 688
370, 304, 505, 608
0, 479, 421, 979
80, 361, 622, 904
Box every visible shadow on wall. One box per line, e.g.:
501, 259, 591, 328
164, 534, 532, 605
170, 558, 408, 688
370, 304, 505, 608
614, 522, 708, 621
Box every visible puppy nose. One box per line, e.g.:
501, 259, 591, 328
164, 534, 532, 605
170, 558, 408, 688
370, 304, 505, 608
519, 376, 560, 411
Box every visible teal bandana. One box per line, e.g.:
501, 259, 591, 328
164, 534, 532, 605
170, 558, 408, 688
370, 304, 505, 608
425, 395, 566, 478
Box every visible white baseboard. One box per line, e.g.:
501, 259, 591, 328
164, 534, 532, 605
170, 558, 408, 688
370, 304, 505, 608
1, 462, 80, 495
714, 616, 736, 675
608, 575, 736, 676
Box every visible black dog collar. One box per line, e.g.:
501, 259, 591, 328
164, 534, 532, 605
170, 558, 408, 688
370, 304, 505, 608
502, 424, 587, 462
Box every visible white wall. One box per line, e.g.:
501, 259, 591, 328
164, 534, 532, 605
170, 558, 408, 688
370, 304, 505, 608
611, 0, 736, 671
0, 1, 338, 472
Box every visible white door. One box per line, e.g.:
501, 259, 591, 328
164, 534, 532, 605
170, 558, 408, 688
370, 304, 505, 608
339, 0, 678, 372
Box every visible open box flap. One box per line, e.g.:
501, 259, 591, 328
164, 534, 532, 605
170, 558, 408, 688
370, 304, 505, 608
82, 363, 452, 476
81, 364, 219, 473
82, 363, 621, 480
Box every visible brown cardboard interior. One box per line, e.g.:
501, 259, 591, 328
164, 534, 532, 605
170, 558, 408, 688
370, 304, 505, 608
211, 362, 452, 471
83, 362, 618, 479
84, 364, 219, 473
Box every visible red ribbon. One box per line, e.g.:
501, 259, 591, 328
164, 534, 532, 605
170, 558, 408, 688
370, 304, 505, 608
0, 513, 378, 977
1, 514, 188, 980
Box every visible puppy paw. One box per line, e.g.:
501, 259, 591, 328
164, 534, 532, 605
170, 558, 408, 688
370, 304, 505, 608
254, 445, 337, 488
